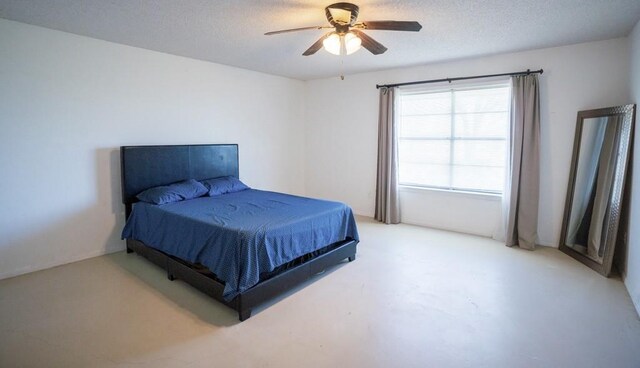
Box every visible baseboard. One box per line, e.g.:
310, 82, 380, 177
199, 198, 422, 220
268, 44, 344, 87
400, 219, 494, 238
353, 209, 374, 218
0, 244, 124, 280
621, 272, 640, 318
631, 293, 640, 318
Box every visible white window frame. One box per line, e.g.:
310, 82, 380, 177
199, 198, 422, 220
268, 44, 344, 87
397, 79, 511, 195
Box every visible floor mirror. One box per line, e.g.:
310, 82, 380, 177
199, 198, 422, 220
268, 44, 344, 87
559, 104, 636, 276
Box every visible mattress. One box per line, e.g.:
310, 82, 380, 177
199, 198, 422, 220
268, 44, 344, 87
122, 189, 359, 300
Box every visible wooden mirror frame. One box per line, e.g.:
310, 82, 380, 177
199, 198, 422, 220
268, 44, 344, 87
559, 104, 635, 276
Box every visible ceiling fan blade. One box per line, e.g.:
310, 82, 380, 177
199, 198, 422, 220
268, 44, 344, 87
265, 26, 328, 36
360, 21, 422, 32
302, 35, 327, 56
351, 30, 387, 55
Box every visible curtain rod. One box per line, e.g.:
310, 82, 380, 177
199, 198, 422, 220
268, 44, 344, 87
375, 68, 543, 89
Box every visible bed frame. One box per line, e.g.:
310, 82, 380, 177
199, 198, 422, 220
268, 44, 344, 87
120, 144, 358, 321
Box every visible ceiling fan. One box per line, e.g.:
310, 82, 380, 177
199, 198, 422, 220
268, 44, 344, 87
265, 2, 422, 56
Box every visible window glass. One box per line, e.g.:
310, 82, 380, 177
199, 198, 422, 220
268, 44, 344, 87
398, 83, 509, 194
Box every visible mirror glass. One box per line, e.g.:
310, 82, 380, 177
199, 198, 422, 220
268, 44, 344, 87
560, 104, 635, 276
563, 116, 620, 263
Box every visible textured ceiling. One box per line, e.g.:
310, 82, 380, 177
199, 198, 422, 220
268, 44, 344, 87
1, 0, 639, 80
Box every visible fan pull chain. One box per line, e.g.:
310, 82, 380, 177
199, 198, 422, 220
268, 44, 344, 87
340, 57, 345, 80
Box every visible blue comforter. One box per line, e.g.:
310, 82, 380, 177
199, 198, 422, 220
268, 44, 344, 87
122, 189, 359, 300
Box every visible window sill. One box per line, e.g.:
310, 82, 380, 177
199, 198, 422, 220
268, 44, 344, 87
398, 185, 502, 201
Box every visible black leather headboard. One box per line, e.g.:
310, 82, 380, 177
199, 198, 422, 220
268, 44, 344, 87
120, 144, 239, 208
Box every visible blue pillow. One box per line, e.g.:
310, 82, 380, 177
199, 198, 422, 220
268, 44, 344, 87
136, 179, 208, 205
200, 176, 250, 196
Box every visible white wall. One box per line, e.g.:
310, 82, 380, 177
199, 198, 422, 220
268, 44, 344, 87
0, 19, 306, 279
399, 187, 501, 237
304, 38, 630, 244
625, 18, 640, 316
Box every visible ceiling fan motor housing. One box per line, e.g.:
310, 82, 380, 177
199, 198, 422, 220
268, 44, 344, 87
325, 2, 360, 28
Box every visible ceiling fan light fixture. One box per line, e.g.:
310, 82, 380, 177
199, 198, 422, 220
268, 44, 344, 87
322, 32, 362, 56
344, 31, 362, 55
322, 32, 342, 55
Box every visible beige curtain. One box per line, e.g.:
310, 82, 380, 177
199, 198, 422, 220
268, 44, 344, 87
374, 87, 400, 224
505, 75, 540, 249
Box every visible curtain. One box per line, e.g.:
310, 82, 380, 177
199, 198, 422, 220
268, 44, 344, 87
505, 75, 540, 250
374, 87, 400, 224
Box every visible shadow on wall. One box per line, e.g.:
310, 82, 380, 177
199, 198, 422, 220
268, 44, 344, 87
97, 146, 127, 224
614, 147, 633, 277
99, 145, 127, 242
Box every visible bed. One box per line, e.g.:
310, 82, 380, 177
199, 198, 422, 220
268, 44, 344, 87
120, 144, 359, 321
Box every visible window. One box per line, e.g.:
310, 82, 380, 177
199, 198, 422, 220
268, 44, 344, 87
398, 83, 510, 194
